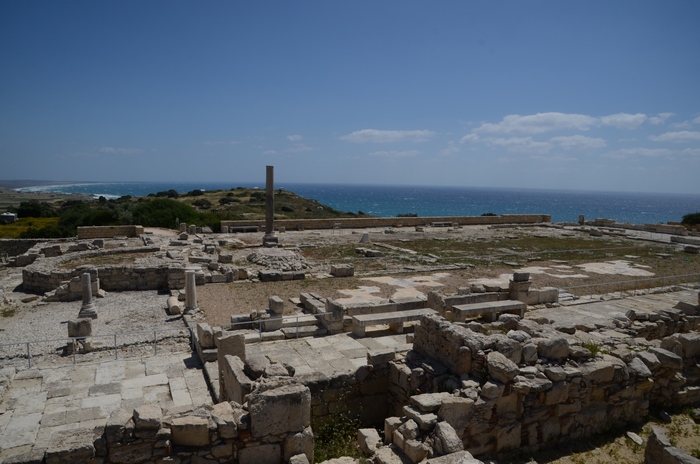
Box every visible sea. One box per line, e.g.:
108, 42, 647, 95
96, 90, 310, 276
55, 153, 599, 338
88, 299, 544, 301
14, 182, 700, 225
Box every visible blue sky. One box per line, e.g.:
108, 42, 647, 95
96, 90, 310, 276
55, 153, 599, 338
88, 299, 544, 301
1, 1, 699, 193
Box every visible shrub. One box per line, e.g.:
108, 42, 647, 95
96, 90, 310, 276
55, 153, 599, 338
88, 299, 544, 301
481, 212, 497, 216
682, 212, 700, 226
16, 200, 56, 218
192, 199, 212, 209
397, 213, 417, 217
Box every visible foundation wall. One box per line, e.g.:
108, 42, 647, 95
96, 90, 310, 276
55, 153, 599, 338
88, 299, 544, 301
386, 314, 700, 457
0, 239, 45, 257
77, 225, 145, 239
222, 214, 551, 231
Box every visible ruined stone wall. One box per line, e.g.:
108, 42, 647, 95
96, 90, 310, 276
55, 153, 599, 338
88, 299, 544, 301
21, 247, 184, 293
77, 225, 145, 239
221, 214, 551, 231
384, 314, 700, 457
0, 239, 44, 257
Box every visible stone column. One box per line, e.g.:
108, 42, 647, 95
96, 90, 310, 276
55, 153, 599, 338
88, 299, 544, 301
185, 270, 198, 313
78, 273, 97, 319
263, 165, 278, 246
180, 222, 187, 233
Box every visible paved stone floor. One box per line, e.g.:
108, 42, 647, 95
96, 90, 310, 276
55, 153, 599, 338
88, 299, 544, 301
0, 353, 212, 462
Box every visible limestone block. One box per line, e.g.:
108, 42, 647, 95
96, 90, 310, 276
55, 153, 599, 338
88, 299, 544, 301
398, 419, 420, 440
249, 383, 311, 437
649, 347, 683, 370
357, 428, 381, 456
171, 416, 210, 446
403, 405, 437, 432
269, 295, 285, 314
410, 392, 452, 412
637, 351, 661, 371
283, 426, 314, 462
437, 397, 474, 436
221, 355, 253, 404
579, 361, 615, 383
432, 422, 464, 456
678, 332, 700, 358
627, 357, 653, 378
237, 443, 282, 464
211, 401, 238, 439
545, 382, 570, 405
109, 442, 155, 464
219, 332, 246, 362
487, 351, 519, 383
496, 422, 522, 452
384, 417, 403, 444
404, 439, 431, 462
245, 355, 270, 380
133, 404, 162, 429
481, 381, 504, 400
289, 455, 311, 464
536, 337, 569, 361
197, 322, 215, 349
67, 318, 92, 337
425, 451, 483, 464
497, 338, 523, 364
105, 409, 133, 444
368, 349, 396, 367
45, 429, 96, 464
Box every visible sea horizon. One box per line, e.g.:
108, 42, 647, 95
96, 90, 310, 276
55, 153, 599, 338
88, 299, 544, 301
6, 180, 700, 226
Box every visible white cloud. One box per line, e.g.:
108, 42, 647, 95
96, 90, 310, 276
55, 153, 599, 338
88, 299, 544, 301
600, 113, 647, 129
648, 112, 674, 125
263, 150, 278, 155
485, 137, 551, 154
603, 148, 673, 159
340, 129, 435, 143
550, 135, 606, 150
474, 112, 598, 134
441, 142, 459, 156
649, 131, 700, 142
287, 135, 303, 141
681, 148, 700, 157
369, 150, 420, 158
460, 134, 479, 143
99, 146, 141, 155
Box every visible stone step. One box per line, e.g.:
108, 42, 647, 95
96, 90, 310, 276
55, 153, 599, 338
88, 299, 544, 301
281, 315, 320, 328
452, 300, 526, 322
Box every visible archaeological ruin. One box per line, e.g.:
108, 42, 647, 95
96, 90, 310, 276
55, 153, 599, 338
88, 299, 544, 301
1, 205, 700, 464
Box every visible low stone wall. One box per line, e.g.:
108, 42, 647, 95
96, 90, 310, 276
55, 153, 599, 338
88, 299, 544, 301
77, 225, 145, 239
383, 312, 700, 458
0, 239, 73, 257
222, 214, 551, 231
21, 247, 185, 293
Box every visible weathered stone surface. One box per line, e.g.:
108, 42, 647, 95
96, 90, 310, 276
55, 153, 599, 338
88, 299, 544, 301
410, 392, 452, 413
133, 404, 162, 429
644, 425, 700, 464
289, 454, 311, 464
245, 355, 270, 380
637, 351, 661, 371
67, 318, 92, 337
432, 422, 464, 456
403, 405, 438, 431
357, 428, 381, 456
283, 426, 314, 462
580, 360, 615, 383
649, 347, 683, 371
487, 351, 519, 384
397, 419, 420, 440
437, 397, 474, 436
110, 442, 155, 464
171, 416, 210, 446
105, 409, 132, 444
238, 443, 282, 464
678, 332, 700, 358
536, 337, 569, 360
211, 401, 238, 439
249, 383, 311, 437
221, 354, 254, 404
45, 429, 95, 464
627, 357, 653, 378
404, 439, 431, 462
197, 322, 215, 349
426, 450, 483, 463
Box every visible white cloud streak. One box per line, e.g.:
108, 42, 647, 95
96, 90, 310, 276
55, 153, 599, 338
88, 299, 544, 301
550, 135, 606, 150
603, 148, 673, 159
287, 135, 303, 141
648, 113, 674, 125
649, 131, 700, 142
340, 129, 435, 143
600, 113, 647, 129
485, 137, 551, 154
474, 112, 598, 134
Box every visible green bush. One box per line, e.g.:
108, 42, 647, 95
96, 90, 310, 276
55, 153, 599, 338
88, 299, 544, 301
313, 413, 362, 462
682, 212, 700, 226
16, 200, 56, 218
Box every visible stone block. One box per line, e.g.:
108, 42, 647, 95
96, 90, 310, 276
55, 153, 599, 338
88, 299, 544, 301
67, 318, 92, 338
45, 429, 95, 464
410, 393, 452, 413
133, 404, 162, 429
283, 426, 314, 462
197, 322, 215, 349
171, 416, 210, 446
211, 401, 238, 439
368, 349, 396, 367
487, 351, 519, 383
238, 444, 281, 464
432, 422, 464, 456
536, 336, 569, 360
249, 383, 311, 437
384, 417, 403, 444
269, 295, 285, 314
221, 355, 254, 404
358, 427, 381, 456
110, 442, 155, 464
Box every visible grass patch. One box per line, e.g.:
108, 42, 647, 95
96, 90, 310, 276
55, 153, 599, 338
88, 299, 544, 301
313, 412, 363, 462
0, 217, 59, 238
1, 304, 17, 317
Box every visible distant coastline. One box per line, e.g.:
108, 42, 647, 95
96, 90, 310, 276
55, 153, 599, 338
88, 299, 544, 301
2, 180, 698, 225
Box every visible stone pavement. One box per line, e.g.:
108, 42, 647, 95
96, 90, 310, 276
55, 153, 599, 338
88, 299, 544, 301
0, 353, 212, 463
528, 289, 698, 328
